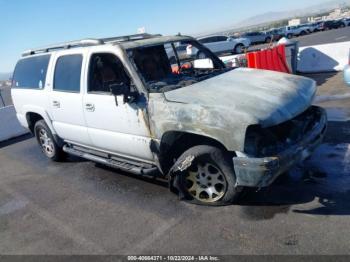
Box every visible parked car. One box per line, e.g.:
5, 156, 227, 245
343, 18, 350, 26
344, 50, 350, 86
314, 21, 326, 31
323, 20, 346, 30
11, 34, 327, 206
305, 22, 324, 33
240, 31, 272, 45
265, 28, 284, 41
190, 35, 250, 58
282, 25, 310, 38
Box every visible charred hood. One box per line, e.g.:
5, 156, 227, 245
163, 68, 316, 128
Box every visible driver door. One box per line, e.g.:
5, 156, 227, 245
82, 51, 154, 162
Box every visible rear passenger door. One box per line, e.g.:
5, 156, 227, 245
207, 37, 228, 53
214, 36, 231, 53
48, 51, 91, 145
201, 37, 220, 53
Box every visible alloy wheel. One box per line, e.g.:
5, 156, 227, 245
38, 128, 55, 157
185, 162, 227, 203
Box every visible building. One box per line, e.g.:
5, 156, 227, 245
288, 18, 308, 26
308, 16, 323, 22
328, 8, 342, 19
326, 7, 350, 20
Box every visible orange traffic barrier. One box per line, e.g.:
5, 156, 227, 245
276, 45, 290, 73
246, 52, 256, 68
272, 47, 283, 72
246, 44, 290, 74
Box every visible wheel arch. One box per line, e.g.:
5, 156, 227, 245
23, 107, 56, 135
158, 130, 232, 174
234, 43, 245, 53
26, 112, 43, 133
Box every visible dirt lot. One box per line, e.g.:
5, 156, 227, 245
0, 72, 349, 255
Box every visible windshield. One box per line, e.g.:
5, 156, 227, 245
128, 40, 230, 93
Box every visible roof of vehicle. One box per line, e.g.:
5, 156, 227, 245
117, 35, 193, 49
22, 34, 194, 57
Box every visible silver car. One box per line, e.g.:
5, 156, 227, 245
191, 35, 250, 58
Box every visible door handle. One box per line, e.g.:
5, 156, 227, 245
85, 103, 95, 112
52, 101, 60, 108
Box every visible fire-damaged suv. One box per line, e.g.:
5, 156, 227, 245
11, 34, 327, 205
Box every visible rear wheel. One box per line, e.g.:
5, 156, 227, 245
34, 120, 65, 161
173, 145, 241, 206
300, 31, 307, 36
265, 37, 271, 43
234, 44, 244, 54
287, 33, 293, 39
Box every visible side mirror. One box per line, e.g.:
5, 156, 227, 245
109, 83, 137, 105
109, 83, 129, 96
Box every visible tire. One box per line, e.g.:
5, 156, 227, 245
34, 120, 65, 162
171, 145, 241, 206
287, 33, 293, 39
300, 31, 306, 36
234, 44, 244, 54
265, 37, 271, 43
340, 23, 345, 28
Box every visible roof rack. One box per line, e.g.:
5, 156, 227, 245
22, 33, 162, 57
102, 33, 162, 43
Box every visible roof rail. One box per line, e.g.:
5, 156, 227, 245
22, 38, 103, 57
102, 33, 162, 43
22, 33, 162, 57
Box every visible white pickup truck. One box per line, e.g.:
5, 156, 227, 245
282, 25, 311, 38
11, 34, 327, 206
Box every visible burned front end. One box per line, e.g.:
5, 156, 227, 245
233, 106, 327, 187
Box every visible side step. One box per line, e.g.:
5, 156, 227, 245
63, 145, 160, 176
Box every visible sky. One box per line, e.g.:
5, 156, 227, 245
0, 0, 334, 72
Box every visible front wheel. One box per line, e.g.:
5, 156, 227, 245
172, 145, 241, 206
34, 120, 65, 162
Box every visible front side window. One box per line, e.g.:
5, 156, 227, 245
53, 54, 82, 92
129, 40, 229, 93
88, 53, 131, 93
12, 55, 51, 89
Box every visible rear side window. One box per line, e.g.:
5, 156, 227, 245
12, 55, 51, 89
53, 54, 82, 92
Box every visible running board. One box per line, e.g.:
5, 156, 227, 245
63, 145, 160, 176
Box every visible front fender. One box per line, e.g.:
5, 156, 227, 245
148, 96, 250, 152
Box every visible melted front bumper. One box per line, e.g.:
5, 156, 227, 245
233, 106, 327, 188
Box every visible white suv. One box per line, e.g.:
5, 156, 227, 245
11, 34, 327, 205
188, 35, 251, 58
